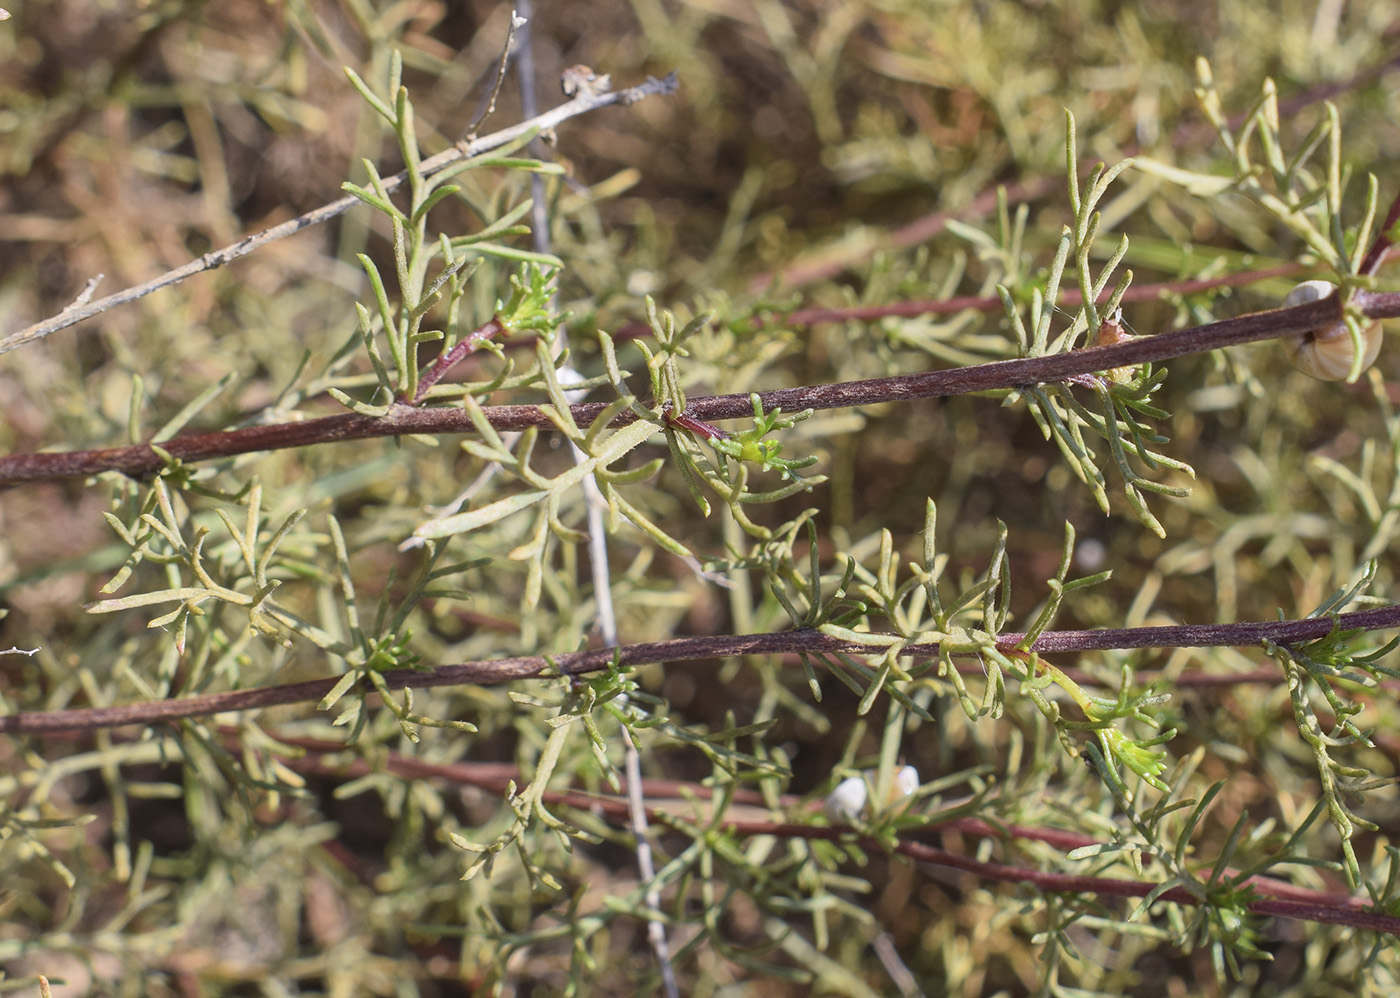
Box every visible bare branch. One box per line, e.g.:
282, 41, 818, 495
0, 72, 679, 358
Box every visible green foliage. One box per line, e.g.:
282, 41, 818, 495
6, 3, 1400, 996
983, 112, 1195, 538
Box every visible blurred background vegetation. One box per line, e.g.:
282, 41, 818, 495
3, 0, 1400, 995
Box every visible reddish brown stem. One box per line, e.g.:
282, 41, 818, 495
702, 819, 1400, 935
1358, 187, 1400, 278
747, 47, 1400, 296
251, 731, 1374, 927
4, 291, 1382, 487
746, 177, 1058, 293
408, 316, 506, 404
665, 412, 729, 441
6, 605, 1399, 735
617, 263, 1308, 344
780, 263, 1306, 328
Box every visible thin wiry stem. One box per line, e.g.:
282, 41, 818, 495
460, 8, 525, 141
514, 7, 677, 992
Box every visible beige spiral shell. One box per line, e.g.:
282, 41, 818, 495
1280, 280, 1382, 382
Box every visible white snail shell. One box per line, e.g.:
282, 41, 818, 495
824, 777, 869, 820
824, 764, 920, 821
1281, 280, 1382, 382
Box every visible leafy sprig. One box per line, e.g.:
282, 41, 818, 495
335, 53, 564, 414
984, 112, 1195, 536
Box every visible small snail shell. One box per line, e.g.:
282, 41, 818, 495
1281, 280, 1382, 382
824, 765, 920, 821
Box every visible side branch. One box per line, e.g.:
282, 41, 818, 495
0, 73, 679, 358
4, 292, 1389, 486
703, 820, 1400, 936
262, 734, 1400, 936
777, 262, 1305, 328
6, 605, 1399, 734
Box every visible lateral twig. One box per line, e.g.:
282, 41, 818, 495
749, 47, 1400, 295
724, 821, 1400, 937
776, 262, 1305, 328
0, 72, 679, 358
229, 733, 1393, 935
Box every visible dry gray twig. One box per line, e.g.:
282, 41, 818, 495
0, 72, 678, 358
